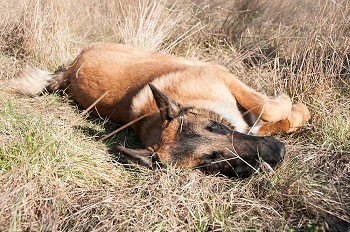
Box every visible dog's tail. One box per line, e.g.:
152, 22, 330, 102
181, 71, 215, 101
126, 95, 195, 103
3, 67, 67, 96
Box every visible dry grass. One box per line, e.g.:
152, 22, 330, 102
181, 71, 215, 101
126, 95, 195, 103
0, 0, 349, 231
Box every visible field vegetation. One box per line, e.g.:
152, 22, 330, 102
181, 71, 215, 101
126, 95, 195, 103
0, 0, 349, 231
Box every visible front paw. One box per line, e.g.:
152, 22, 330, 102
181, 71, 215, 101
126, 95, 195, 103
286, 103, 311, 132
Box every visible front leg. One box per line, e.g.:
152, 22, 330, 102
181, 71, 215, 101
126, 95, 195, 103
222, 73, 293, 123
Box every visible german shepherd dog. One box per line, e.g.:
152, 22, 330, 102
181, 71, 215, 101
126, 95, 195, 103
7, 43, 310, 177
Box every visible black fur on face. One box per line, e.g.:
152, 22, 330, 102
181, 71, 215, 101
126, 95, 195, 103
157, 108, 285, 178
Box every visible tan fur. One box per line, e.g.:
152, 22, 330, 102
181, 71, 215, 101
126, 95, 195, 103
11, 42, 310, 139
9, 43, 310, 174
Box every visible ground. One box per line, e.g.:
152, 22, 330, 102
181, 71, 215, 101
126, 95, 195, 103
0, 0, 349, 231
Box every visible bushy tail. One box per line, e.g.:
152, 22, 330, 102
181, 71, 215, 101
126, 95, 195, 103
4, 67, 65, 96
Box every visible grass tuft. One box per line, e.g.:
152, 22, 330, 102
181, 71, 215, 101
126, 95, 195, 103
0, 0, 349, 231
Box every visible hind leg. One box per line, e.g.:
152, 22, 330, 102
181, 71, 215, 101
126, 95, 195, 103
252, 103, 311, 136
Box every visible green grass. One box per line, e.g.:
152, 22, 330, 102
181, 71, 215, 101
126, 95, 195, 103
0, 0, 349, 231
323, 112, 350, 150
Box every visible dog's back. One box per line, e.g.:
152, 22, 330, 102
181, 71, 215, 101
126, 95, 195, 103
9, 43, 210, 122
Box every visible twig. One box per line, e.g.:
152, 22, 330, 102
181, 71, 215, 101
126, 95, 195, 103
98, 111, 156, 142
80, 91, 109, 117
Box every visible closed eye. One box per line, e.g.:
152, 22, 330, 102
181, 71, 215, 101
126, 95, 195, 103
205, 120, 232, 135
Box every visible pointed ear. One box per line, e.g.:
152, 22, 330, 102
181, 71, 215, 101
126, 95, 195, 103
117, 146, 159, 168
148, 83, 182, 122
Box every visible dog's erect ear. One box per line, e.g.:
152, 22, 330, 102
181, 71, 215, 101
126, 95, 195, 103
117, 146, 159, 168
148, 83, 182, 122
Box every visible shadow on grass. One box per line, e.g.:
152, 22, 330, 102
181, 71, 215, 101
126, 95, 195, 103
74, 115, 144, 164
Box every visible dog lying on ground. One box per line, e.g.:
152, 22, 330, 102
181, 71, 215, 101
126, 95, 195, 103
7, 43, 310, 177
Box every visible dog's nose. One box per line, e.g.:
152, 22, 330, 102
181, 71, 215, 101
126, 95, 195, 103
229, 132, 285, 165
277, 141, 286, 158
262, 136, 286, 159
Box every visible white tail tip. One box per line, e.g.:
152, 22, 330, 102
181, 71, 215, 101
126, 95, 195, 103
5, 67, 53, 96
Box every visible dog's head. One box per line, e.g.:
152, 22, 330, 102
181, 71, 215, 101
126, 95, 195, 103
118, 84, 285, 178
